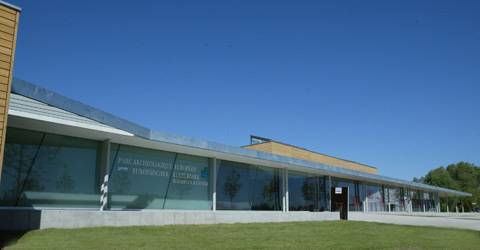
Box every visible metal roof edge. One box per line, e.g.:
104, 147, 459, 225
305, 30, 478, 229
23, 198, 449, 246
10, 78, 472, 197
11, 78, 150, 138
0, 1, 21, 12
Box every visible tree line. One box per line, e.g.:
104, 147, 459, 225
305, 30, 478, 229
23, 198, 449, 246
414, 162, 479, 212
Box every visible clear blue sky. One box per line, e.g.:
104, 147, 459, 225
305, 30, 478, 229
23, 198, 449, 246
8, 0, 480, 180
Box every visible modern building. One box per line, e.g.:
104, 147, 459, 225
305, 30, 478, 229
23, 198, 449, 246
0, 0, 471, 230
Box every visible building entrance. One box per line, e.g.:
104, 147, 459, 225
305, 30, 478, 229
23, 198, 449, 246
331, 187, 348, 220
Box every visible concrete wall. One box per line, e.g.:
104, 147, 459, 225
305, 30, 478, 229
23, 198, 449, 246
0, 209, 339, 230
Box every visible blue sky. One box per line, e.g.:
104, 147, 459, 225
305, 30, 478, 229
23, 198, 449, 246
8, 0, 480, 180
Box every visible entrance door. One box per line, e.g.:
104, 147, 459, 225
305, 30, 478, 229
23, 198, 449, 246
331, 187, 349, 220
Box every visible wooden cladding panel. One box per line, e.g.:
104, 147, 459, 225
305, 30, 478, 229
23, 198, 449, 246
0, 32, 13, 42
245, 142, 378, 174
0, 45, 11, 55
0, 4, 18, 181
0, 24, 14, 35
0, 60, 10, 70
0, 68, 9, 77
0, 11, 15, 22
0, 53, 11, 63
0, 75, 9, 84
0, 5, 16, 15
0, 16, 15, 27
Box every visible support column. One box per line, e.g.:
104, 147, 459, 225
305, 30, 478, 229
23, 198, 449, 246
282, 169, 286, 212
364, 197, 368, 213
99, 139, 111, 211
327, 176, 332, 211
436, 194, 440, 213
446, 196, 449, 213
212, 158, 217, 212
455, 198, 459, 213
285, 169, 289, 212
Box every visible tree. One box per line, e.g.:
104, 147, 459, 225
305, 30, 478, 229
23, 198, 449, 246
423, 167, 458, 190
416, 162, 479, 212
224, 170, 241, 209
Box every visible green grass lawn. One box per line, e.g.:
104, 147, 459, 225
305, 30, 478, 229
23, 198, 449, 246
5, 221, 480, 249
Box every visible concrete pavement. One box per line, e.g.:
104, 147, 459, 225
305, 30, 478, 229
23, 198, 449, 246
350, 212, 480, 231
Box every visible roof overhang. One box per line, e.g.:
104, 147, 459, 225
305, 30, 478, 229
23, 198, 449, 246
8, 78, 472, 197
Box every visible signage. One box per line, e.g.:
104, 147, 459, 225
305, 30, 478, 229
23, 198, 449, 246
335, 187, 342, 194
114, 155, 209, 187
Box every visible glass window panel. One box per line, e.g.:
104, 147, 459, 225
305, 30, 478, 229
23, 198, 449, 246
108, 144, 211, 210
0, 127, 100, 208
365, 183, 384, 212
288, 171, 326, 211
386, 187, 405, 212
410, 190, 423, 212
331, 178, 362, 211
216, 160, 282, 211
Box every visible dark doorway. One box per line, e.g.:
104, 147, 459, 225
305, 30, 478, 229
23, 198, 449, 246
331, 187, 348, 220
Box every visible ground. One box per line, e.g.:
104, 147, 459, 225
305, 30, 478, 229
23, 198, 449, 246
349, 212, 480, 231
4, 221, 480, 249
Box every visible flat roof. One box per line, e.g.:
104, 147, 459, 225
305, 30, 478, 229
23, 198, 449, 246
10, 78, 471, 197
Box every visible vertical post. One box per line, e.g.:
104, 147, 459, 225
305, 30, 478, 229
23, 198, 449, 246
364, 197, 368, 213
406, 188, 410, 213
99, 139, 111, 211
285, 169, 289, 212
347, 186, 350, 215
327, 176, 332, 211
212, 158, 217, 212
386, 187, 391, 212
423, 203, 426, 213
281, 169, 286, 212
446, 196, 449, 213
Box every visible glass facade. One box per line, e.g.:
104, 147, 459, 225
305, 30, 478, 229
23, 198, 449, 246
411, 190, 424, 212
288, 171, 327, 211
331, 178, 362, 211
216, 160, 282, 210
0, 127, 101, 208
385, 186, 405, 212
365, 183, 385, 212
108, 144, 212, 210
424, 192, 437, 212
0, 128, 445, 213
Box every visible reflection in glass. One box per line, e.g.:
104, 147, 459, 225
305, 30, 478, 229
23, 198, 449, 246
410, 190, 423, 212
108, 144, 211, 210
365, 183, 384, 212
0, 127, 100, 208
288, 171, 327, 211
331, 178, 362, 211
423, 192, 437, 212
385, 186, 405, 212
216, 160, 282, 210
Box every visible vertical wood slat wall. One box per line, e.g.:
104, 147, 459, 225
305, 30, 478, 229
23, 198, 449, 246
0, 3, 19, 180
